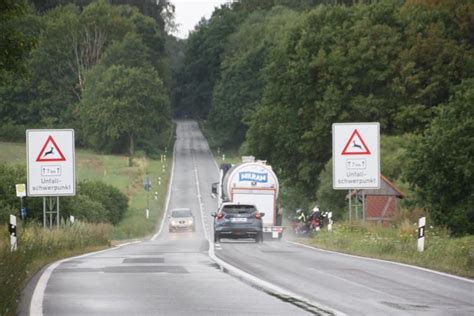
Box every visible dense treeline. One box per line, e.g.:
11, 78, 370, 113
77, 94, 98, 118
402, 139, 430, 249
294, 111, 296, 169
0, 0, 175, 225
0, 0, 173, 159
1, 0, 472, 234
176, 0, 473, 234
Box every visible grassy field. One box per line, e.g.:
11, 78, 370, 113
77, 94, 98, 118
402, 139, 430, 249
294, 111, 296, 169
0, 141, 173, 315
0, 141, 172, 239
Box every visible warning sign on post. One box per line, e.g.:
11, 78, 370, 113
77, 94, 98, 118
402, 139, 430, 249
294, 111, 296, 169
27, 129, 75, 196
36, 135, 67, 162
332, 123, 380, 189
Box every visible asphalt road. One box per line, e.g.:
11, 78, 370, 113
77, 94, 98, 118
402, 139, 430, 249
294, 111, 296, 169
20, 120, 307, 315
21, 120, 473, 315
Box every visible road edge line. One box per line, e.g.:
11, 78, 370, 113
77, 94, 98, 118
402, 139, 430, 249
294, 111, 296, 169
207, 244, 345, 316
197, 138, 344, 315
151, 138, 177, 241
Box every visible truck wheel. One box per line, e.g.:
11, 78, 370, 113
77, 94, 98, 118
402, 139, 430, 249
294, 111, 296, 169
255, 232, 263, 243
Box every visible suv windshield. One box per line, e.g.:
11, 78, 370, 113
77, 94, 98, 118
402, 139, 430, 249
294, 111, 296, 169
171, 210, 192, 218
222, 205, 256, 214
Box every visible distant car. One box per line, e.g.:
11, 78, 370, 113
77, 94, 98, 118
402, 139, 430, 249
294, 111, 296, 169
169, 208, 195, 232
212, 203, 264, 243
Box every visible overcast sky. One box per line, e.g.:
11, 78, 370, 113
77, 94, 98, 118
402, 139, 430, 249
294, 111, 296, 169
171, 0, 231, 39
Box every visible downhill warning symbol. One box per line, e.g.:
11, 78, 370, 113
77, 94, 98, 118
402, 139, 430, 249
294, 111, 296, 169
341, 129, 371, 155
36, 135, 66, 162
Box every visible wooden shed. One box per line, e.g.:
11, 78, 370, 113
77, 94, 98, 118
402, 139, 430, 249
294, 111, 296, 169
347, 175, 405, 222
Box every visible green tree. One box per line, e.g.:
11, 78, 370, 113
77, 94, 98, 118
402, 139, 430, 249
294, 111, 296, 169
0, 0, 36, 80
393, 2, 474, 132
100, 32, 151, 69
80, 64, 171, 164
174, 5, 245, 118
207, 7, 299, 149
405, 79, 474, 235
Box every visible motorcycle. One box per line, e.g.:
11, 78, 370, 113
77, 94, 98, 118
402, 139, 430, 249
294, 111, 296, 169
291, 218, 310, 236
309, 217, 321, 232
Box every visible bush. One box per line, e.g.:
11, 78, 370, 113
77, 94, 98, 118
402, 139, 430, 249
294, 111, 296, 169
77, 180, 128, 224
62, 195, 109, 223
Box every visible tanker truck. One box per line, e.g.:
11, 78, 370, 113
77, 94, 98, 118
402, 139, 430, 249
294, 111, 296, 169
211, 156, 284, 239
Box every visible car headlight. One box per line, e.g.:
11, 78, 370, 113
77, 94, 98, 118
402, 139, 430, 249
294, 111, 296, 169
171, 220, 178, 225
189, 219, 193, 224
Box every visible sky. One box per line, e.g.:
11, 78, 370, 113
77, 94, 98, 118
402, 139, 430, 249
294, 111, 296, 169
171, 0, 231, 39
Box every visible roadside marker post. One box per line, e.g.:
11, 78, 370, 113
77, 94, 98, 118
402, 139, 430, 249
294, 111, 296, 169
144, 176, 151, 219
9, 215, 17, 252
27, 129, 76, 228
327, 212, 333, 232
418, 217, 426, 252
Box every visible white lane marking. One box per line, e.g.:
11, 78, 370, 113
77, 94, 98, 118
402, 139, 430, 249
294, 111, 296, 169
30, 241, 141, 315
192, 151, 209, 241
286, 241, 474, 283
151, 140, 177, 241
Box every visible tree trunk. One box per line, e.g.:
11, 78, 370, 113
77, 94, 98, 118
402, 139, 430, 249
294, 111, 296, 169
128, 134, 135, 167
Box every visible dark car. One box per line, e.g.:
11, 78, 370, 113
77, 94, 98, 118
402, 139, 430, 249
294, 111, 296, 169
212, 203, 264, 243
169, 208, 195, 232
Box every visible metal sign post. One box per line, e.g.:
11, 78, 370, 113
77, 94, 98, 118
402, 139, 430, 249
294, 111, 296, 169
27, 129, 75, 228
16, 184, 27, 220
333, 123, 380, 190
333, 123, 380, 221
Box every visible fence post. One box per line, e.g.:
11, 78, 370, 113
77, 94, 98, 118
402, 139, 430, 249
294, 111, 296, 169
417, 216, 426, 252
9, 215, 17, 252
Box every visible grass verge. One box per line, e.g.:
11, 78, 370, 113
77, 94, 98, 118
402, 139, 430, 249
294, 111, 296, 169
303, 221, 474, 278
0, 222, 111, 315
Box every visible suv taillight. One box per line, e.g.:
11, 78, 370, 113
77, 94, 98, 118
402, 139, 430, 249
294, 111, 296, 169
217, 213, 224, 220
255, 213, 262, 220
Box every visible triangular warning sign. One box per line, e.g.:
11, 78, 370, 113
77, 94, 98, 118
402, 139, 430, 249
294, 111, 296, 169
36, 135, 66, 162
341, 129, 371, 155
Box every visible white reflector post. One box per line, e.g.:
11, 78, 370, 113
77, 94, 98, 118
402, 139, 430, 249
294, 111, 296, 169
10, 215, 17, 252
417, 217, 426, 252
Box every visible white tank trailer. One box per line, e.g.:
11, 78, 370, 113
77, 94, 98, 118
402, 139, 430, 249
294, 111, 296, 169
212, 156, 284, 239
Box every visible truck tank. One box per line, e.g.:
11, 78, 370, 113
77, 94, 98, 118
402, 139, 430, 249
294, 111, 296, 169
220, 159, 279, 202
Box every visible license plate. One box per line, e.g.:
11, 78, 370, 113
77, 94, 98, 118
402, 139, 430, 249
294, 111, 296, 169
231, 218, 247, 223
